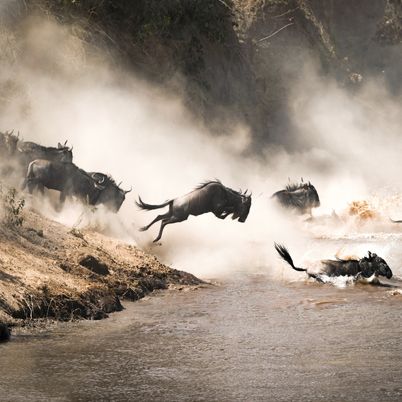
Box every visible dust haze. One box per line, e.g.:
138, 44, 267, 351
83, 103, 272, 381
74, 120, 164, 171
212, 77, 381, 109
1, 17, 402, 279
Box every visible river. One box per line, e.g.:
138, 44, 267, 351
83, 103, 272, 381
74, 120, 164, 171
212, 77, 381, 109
1, 264, 402, 401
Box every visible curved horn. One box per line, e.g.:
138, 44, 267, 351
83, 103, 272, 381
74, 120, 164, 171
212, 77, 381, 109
91, 173, 105, 184
124, 186, 132, 194
118, 181, 122, 187
64, 140, 68, 146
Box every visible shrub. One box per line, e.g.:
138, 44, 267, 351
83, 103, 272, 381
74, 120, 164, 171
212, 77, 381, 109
0, 184, 25, 227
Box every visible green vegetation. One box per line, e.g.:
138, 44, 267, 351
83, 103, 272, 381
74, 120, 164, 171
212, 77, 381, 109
0, 185, 25, 227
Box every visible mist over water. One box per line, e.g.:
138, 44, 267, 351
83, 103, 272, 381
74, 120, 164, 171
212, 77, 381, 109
1, 18, 402, 279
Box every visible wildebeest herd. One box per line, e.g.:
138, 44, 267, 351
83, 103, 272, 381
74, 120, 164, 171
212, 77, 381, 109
0, 129, 396, 286
0, 130, 131, 212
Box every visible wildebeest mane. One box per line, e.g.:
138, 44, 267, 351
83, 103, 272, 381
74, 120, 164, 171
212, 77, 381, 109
194, 179, 246, 197
285, 181, 311, 192
194, 179, 222, 190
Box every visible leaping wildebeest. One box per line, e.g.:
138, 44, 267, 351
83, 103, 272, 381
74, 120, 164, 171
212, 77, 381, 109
136, 180, 252, 242
272, 180, 320, 216
274, 243, 393, 283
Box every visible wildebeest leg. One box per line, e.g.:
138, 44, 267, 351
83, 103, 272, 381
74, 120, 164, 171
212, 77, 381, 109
21, 179, 27, 191
38, 183, 45, 195
60, 191, 67, 205
27, 180, 36, 194
140, 212, 171, 232
153, 216, 183, 243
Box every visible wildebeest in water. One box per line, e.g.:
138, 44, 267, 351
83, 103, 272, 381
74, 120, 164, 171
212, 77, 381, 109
89, 172, 132, 212
136, 180, 252, 242
272, 180, 320, 216
23, 159, 105, 206
274, 243, 393, 283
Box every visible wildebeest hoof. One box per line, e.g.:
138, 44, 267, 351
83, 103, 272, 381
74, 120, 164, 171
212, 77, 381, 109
0, 323, 11, 342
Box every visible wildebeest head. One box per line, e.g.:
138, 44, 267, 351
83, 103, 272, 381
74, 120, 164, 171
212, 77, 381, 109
1, 130, 19, 155
90, 173, 131, 212
57, 141, 73, 163
358, 251, 393, 279
304, 182, 320, 208
238, 190, 252, 223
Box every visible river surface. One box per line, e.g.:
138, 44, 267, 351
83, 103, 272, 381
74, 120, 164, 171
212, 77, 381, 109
1, 266, 402, 401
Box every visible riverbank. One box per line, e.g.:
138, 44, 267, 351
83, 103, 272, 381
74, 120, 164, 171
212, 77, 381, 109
0, 207, 203, 328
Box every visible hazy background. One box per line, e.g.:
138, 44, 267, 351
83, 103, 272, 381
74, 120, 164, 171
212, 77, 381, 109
0, 12, 401, 279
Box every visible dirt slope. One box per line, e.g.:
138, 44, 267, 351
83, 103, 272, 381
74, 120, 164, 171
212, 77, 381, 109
0, 207, 202, 326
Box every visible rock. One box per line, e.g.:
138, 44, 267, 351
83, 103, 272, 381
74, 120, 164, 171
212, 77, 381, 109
79, 255, 110, 276
0, 323, 10, 342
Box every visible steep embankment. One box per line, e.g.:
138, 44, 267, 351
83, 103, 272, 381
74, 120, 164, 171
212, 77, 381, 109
0, 207, 202, 326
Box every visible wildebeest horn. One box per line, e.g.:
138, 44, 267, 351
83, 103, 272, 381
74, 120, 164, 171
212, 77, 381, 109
98, 176, 105, 184
64, 140, 68, 146
124, 186, 132, 194
118, 181, 122, 187
301, 177, 304, 182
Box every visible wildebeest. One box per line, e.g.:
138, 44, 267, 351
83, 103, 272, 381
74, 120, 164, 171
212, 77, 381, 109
0, 130, 19, 157
17, 139, 73, 168
136, 180, 252, 242
88, 172, 132, 212
23, 159, 105, 205
274, 243, 393, 283
272, 180, 320, 215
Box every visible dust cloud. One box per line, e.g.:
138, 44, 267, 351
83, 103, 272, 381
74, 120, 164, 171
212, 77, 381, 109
1, 16, 401, 279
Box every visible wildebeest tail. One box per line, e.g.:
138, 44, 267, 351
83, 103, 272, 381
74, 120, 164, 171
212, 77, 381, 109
274, 243, 307, 272
390, 217, 402, 223
135, 196, 171, 210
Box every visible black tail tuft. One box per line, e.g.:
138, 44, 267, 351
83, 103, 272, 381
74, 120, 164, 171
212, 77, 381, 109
274, 243, 306, 272
135, 196, 171, 211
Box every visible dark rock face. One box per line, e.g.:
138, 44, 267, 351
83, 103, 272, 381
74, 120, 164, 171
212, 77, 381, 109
79, 255, 110, 276
0, 323, 10, 342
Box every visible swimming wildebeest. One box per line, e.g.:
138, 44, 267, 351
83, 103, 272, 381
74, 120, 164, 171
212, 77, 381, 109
23, 159, 105, 205
136, 180, 252, 242
272, 180, 320, 215
274, 243, 393, 283
88, 172, 132, 212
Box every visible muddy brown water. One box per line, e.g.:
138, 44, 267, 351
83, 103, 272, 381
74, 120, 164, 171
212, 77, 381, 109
1, 267, 402, 402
